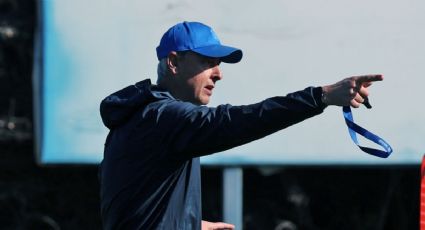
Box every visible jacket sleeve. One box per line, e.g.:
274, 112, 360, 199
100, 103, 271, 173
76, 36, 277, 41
147, 87, 327, 160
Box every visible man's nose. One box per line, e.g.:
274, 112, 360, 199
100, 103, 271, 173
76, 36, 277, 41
211, 65, 222, 82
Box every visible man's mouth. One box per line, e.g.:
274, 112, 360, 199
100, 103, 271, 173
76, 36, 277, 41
204, 85, 214, 95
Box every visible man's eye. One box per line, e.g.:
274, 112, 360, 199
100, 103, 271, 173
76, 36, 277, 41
205, 59, 219, 67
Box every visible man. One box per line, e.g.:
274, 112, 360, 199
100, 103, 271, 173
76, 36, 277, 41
99, 21, 383, 230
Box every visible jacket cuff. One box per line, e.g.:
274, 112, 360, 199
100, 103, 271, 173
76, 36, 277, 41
313, 87, 328, 109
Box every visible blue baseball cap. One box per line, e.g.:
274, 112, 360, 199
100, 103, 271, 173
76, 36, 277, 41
156, 21, 243, 63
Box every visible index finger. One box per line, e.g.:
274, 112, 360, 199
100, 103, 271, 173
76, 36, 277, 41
355, 74, 384, 83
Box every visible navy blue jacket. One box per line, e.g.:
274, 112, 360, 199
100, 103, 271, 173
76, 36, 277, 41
99, 79, 327, 229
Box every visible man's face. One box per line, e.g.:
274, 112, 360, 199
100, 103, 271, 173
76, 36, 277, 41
174, 52, 222, 105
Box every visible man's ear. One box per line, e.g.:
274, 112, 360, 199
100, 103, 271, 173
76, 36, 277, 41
167, 51, 178, 75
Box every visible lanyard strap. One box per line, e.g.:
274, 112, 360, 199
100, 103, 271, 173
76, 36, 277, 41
342, 106, 393, 158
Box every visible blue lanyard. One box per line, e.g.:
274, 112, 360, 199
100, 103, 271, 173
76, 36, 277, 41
342, 106, 393, 158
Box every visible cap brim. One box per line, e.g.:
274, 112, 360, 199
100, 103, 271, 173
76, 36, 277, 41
192, 45, 243, 64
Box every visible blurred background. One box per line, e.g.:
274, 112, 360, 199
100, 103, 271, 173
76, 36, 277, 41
0, 0, 420, 229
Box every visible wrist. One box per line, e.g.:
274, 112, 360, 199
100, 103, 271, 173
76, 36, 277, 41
321, 86, 330, 106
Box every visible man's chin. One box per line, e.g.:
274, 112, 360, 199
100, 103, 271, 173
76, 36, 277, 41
198, 97, 210, 105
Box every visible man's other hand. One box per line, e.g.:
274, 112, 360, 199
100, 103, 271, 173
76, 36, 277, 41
202, 220, 235, 230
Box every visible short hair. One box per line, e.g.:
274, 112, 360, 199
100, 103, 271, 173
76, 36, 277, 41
156, 58, 167, 84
